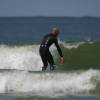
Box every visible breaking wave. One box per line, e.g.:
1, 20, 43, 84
0, 69, 99, 97
0, 43, 99, 97
0, 45, 42, 71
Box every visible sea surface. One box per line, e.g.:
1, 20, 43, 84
0, 17, 100, 44
0, 17, 100, 100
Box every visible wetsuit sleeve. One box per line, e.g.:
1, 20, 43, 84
55, 39, 63, 57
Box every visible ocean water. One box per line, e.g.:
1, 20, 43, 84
0, 17, 100, 100
0, 17, 100, 44
0, 43, 99, 100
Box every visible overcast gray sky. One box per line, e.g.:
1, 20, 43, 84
0, 0, 100, 17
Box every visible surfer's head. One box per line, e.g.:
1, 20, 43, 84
52, 27, 60, 37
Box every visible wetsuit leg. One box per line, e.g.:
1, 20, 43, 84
39, 47, 48, 70
47, 51, 55, 70
47, 51, 55, 65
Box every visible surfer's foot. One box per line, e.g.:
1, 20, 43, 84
42, 66, 47, 71
50, 65, 56, 70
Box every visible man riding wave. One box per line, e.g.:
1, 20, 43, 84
39, 28, 64, 71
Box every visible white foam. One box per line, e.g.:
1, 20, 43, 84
0, 45, 42, 71
59, 40, 94, 49
0, 44, 58, 71
59, 40, 85, 49
0, 69, 99, 97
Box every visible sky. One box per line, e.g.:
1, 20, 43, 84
0, 0, 100, 17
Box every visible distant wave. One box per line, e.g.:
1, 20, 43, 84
59, 41, 94, 49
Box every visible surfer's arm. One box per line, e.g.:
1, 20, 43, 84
55, 39, 63, 57
55, 40, 64, 64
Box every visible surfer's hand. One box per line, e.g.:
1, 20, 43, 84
60, 57, 64, 64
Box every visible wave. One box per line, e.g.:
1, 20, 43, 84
0, 41, 99, 71
59, 40, 94, 49
0, 42, 71, 71
0, 69, 99, 97
0, 43, 100, 97
0, 45, 42, 71
59, 41, 100, 70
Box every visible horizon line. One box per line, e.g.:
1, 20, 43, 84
0, 15, 100, 18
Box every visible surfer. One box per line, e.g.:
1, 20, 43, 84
39, 27, 64, 71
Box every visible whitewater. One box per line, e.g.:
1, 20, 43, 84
0, 43, 99, 97
0, 41, 92, 71
0, 45, 42, 71
0, 69, 100, 97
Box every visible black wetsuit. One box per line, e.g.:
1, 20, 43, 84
39, 33, 63, 70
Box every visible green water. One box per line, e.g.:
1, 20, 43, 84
56, 42, 100, 70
